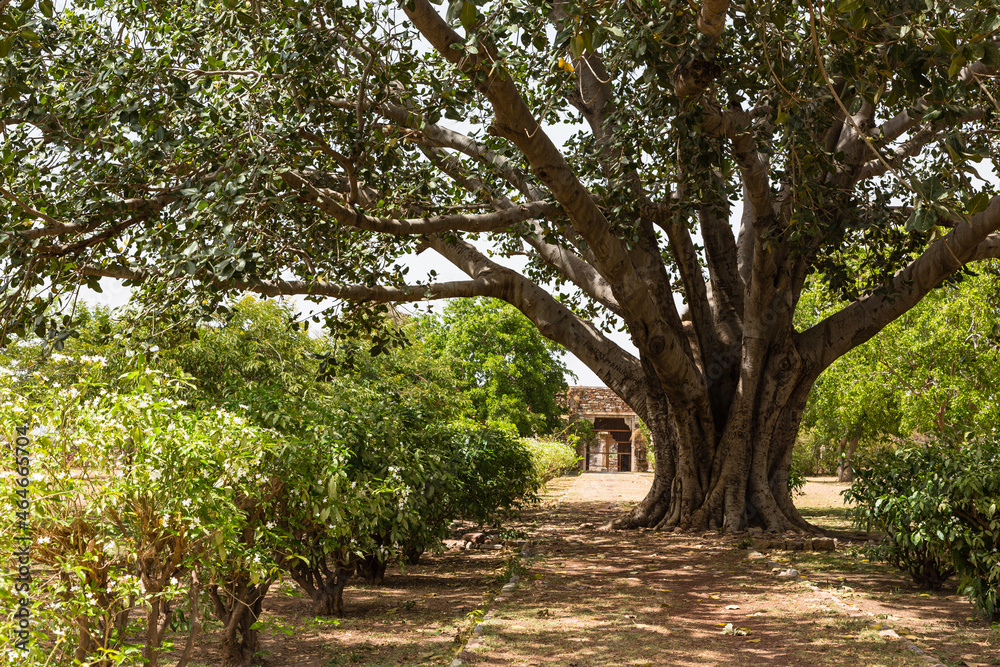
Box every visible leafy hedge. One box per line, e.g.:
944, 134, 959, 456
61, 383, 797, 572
845, 439, 1000, 620
523, 437, 580, 485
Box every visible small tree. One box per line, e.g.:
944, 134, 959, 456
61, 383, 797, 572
420, 298, 575, 436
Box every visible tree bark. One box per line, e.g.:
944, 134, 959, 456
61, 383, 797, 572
207, 576, 273, 666
612, 342, 820, 534
288, 557, 353, 616
837, 436, 859, 483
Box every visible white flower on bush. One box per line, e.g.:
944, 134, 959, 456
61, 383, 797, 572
30, 424, 51, 437
181, 498, 191, 508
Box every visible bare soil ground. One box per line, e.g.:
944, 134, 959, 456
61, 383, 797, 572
459, 474, 998, 667
166, 475, 999, 667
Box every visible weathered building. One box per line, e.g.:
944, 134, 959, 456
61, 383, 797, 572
565, 386, 649, 472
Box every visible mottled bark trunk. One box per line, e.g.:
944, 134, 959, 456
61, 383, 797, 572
837, 436, 859, 482
614, 340, 818, 534
208, 576, 273, 666
288, 558, 353, 616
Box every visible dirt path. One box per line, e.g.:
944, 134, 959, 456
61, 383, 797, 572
458, 474, 997, 667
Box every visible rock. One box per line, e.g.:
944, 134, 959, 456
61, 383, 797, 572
501, 583, 517, 593
749, 527, 763, 536
442, 539, 464, 550
812, 538, 836, 551
462, 532, 487, 544
464, 542, 474, 550
878, 629, 900, 640
786, 540, 805, 551
486, 543, 504, 550
776, 568, 799, 579
451, 660, 463, 667
747, 551, 766, 560
473, 623, 484, 635
579, 522, 596, 530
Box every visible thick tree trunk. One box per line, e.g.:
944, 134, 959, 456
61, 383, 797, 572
613, 341, 819, 534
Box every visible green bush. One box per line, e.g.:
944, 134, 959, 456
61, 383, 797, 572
452, 420, 539, 527
524, 437, 581, 486
845, 439, 1000, 619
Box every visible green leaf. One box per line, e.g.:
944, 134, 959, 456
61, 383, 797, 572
905, 205, 938, 233
934, 27, 958, 52
966, 192, 991, 215
948, 53, 967, 79
459, 0, 476, 29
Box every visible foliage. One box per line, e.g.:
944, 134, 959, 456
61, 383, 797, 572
523, 437, 581, 486
0, 348, 286, 666
419, 298, 575, 436
450, 419, 539, 526
787, 445, 809, 496
845, 439, 1000, 619
796, 265, 1000, 473
2, 0, 1000, 533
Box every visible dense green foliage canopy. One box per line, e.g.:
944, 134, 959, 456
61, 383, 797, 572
796, 262, 1000, 471
2, 0, 999, 532
419, 297, 574, 436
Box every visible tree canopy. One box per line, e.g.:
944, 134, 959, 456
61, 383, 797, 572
418, 297, 574, 436
2, 0, 999, 532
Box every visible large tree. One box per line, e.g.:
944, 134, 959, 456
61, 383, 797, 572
2, 0, 999, 532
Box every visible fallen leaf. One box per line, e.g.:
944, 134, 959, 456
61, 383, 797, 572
745, 638, 761, 643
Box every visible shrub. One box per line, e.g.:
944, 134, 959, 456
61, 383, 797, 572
846, 439, 1000, 619
452, 420, 539, 527
524, 437, 580, 486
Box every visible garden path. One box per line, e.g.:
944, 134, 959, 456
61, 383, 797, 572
455, 473, 996, 667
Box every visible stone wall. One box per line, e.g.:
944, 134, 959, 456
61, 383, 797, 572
565, 386, 648, 472
565, 386, 633, 415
